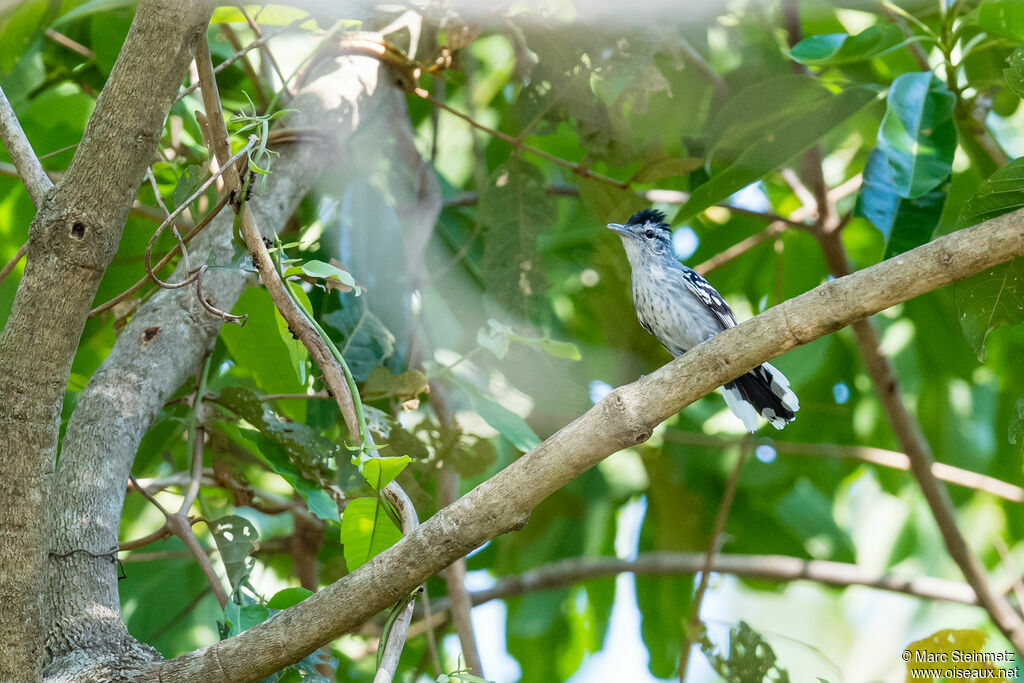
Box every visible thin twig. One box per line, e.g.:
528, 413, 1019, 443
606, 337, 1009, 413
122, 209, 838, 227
0, 243, 28, 287
218, 23, 269, 109
89, 192, 231, 318
236, 3, 292, 98
142, 139, 254, 290
993, 537, 1024, 617
44, 28, 94, 59
175, 16, 311, 103
678, 442, 749, 682
663, 430, 1024, 504
0, 84, 53, 208
414, 86, 628, 189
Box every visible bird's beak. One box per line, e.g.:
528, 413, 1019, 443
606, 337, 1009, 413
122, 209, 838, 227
607, 223, 629, 236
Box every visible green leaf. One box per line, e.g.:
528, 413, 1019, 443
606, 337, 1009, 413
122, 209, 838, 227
477, 319, 581, 361
510, 334, 582, 361
355, 454, 412, 492
220, 287, 306, 401
210, 4, 317, 28
876, 72, 957, 199
629, 156, 703, 184
284, 260, 357, 289
957, 156, 1024, 228
362, 366, 428, 399
450, 378, 540, 452
52, 0, 134, 27
267, 587, 314, 609
579, 177, 649, 227
699, 621, 792, 683
477, 320, 512, 359
239, 603, 270, 631
479, 159, 556, 318
678, 78, 877, 221
790, 24, 903, 66
856, 148, 946, 259
340, 496, 402, 571
171, 164, 203, 208
955, 260, 1024, 361
1004, 47, 1024, 99
953, 157, 1024, 359
273, 281, 310, 386
322, 294, 395, 382
210, 515, 259, 592
1009, 397, 1024, 449
0, 0, 55, 73
978, 0, 1024, 41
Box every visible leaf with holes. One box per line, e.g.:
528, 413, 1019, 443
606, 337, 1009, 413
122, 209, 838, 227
322, 294, 395, 382
479, 159, 556, 318
1005, 47, 1024, 99
210, 515, 259, 592
954, 157, 1024, 359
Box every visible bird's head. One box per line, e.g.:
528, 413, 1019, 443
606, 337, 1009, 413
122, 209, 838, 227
607, 209, 675, 266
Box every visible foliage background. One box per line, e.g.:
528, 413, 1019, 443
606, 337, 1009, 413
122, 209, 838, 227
3, 0, 1024, 681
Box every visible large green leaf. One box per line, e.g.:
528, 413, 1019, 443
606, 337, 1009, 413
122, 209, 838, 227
954, 157, 1024, 359
340, 496, 402, 572
677, 77, 877, 221
856, 148, 946, 259
876, 72, 957, 199
479, 158, 556, 318
790, 24, 903, 66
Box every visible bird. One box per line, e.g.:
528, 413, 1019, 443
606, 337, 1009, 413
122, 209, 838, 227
607, 208, 798, 432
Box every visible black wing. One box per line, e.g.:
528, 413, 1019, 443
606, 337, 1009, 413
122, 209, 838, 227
679, 267, 738, 329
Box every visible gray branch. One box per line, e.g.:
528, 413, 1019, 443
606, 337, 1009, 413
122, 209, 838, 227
0, 2, 216, 678
43, 53, 404, 679
0, 84, 52, 208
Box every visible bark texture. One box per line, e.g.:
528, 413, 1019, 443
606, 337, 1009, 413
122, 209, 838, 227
150, 206, 1024, 680
44, 55, 396, 680
0, 2, 213, 678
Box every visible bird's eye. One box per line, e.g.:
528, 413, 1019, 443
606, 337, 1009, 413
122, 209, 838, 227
644, 229, 655, 239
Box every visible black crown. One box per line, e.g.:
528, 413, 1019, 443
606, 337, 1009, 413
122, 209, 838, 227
627, 208, 668, 227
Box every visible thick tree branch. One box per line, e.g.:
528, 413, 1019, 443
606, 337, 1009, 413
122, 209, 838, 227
151, 197, 1024, 681
0, 84, 52, 208
45, 52, 394, 679
0, 2, 215, 677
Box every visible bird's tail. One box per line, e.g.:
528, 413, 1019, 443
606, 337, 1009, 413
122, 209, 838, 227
722, 362, 799, 432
